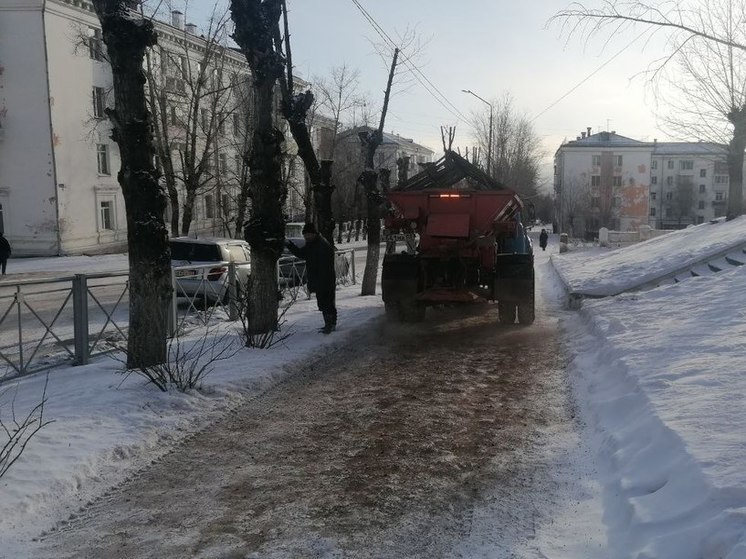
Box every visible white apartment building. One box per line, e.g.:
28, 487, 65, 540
554, 129, 731, 237
0, 0, 318, 256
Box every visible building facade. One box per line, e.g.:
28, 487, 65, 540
0, 0, 318, 256
554, 130, 730, 238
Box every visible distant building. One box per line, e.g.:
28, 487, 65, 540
335, 127, 435, 185
554, 129, 730, 238
0, 0, 318, 256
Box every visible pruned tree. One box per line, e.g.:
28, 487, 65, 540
471, 94, 543, 200
91, 0, 171, 367
273, 0, 335, 248
230, 0, 287, 335
360, 48, 399, 296
551, 0, 746, 219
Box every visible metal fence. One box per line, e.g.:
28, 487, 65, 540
0, 249, 356, 383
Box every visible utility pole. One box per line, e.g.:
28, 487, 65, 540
462, 89, 493, 177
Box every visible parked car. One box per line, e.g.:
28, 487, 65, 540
170, 237, 251, 304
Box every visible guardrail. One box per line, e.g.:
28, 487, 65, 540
0, 249, 357, 383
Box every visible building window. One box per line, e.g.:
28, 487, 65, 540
667, 160, 674, 169
170, 105, 178, 126
591, 196, 600, 208
615, 155, 623, 167
219, 152, 228, 174
92, 87, 106, 119
666, 176, 673, 186
592, 155, 601, 166
699, 184, 706, 193
591, 175, 601, 187
97, 144, 110, 175
666, 192, 673, 201
651, 160, 658, 170
700, 169, 707, 177
715, 175, 729, 184
715, 161, 728, 174
88, 28, 104, 61
204, 194, 215, 219
697, 215, 704, 224
651, 176, 658, 185
201, 108, 209, 130
698, 200, 705, 209
651, 192, 657, 200
680, 160, 694, 170
650, 207, 656, 217
716, 191, 725, 201
612, 176, 622, 187
99, 200, 114, 230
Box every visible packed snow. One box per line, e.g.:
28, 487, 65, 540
1, 224, 746, 557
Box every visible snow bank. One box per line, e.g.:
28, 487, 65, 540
552, 216, 746, 297
559, 238, 746, 557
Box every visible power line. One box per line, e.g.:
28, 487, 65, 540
348, 0, 472, 127
530, 28, 651, 124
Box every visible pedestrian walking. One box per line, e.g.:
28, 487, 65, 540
539, 228, 549, 251
0, 232, 11, 275
286, 223, 337, 334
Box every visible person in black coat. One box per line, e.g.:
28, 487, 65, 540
286, 223, 337, 334
539, 228, 549, 251
0, 232, 11, 275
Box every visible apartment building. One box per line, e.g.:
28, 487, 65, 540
554, 129, 730, 237
0, 0, 322, 256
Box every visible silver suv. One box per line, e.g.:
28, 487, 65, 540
170, 237, 251, 304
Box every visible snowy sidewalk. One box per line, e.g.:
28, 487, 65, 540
550, 219, 746, 558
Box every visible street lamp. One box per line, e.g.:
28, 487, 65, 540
462, 89, 493, 177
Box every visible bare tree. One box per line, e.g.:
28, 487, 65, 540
144, 5, 240, 236
671, 175, 695, 226
360, 48, 399, 296
314, 64, 362, 151
552, 0, 746, 219
557, 176, 592, 237
230, 0, 287, 335
91, 0, 171, 367
471, 94, 543, 199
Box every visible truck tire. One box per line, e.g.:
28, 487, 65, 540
399, 299, 425, 322
498, 302, 515, 324
385, 301, 399, 321
517, 300, 535, 325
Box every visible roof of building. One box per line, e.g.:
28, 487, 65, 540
562, 131, 647, 148
338, 126, 434, 154
652, 142, 728, 156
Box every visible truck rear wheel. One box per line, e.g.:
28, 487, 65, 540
498, 302, 515, 324
399, 299, 426, 322
517, 301, 535, 325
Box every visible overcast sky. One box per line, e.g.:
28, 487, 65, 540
187, 0, 678, 189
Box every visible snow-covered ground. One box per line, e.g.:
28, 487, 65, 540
551, 218, 746, 558
2, 223, 746, 557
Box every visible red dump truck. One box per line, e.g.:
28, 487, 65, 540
381, 151, 534, 324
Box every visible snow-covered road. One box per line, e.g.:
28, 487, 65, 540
29, 247, 605, 558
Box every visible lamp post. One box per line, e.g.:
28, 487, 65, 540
462, 89, 493, 177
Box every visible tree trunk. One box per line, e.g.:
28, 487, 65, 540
316, 160, 335, 249
727, 108, 746, 220
181, 187, 197, 236
231, 0, 287, 335
360, 48, 398, 296
92, 0, 170, 368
